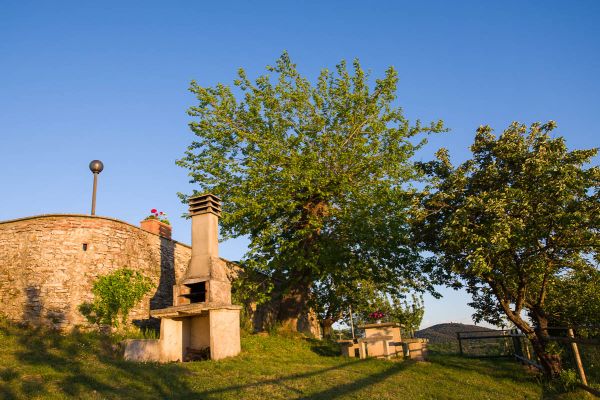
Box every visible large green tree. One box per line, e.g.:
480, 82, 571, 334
414, 121, 599, 377
178, 53, 444, 331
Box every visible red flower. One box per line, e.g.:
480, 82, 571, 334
159, 211, 164, 215
151, 208, 157, 214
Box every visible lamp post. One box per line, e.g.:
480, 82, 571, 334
89, 160, 104, 215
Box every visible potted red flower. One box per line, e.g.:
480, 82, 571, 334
368, 311, 385, 324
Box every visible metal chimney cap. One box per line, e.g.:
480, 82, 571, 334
189, 193, 222, 216
89, 160, 104, 174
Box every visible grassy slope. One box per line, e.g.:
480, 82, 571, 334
0, 320, 591, 400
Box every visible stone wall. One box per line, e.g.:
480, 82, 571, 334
0, 214, 193, 329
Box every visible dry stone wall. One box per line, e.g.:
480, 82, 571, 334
0, 214, 192, 329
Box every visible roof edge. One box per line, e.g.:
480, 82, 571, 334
0, 213, 192, 249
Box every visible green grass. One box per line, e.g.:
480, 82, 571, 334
0, 320, 593, 400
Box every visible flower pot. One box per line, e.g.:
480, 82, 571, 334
376, 319, 382, 324
140, 219, 172, 239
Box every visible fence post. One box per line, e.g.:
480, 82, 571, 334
567, 328, 588, 386
523, 337, 531, 361
511, 329, 524, 360
457, 332, 463, 356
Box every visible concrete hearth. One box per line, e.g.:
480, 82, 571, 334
124, 194, 241, 362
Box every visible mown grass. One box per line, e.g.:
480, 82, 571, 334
0, 320, 593, 399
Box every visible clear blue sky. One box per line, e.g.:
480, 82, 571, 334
2, 1, 599, 329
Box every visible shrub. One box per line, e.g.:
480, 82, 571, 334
78, 268, 154, 329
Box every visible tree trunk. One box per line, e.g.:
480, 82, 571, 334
321, 318, 334, 338
504, 307, 562, 378
530, 311, 562, 378
277, 282, 311, 332
265, 196, 326, 334
529, 335, 562, 378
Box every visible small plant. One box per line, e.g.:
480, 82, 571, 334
369, 311, 385, 321
120, 325, 160, 340
144, 208, 170, 225
78, 268, 154, 329
557, 369, 579, 392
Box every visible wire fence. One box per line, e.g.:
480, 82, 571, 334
456, 327, 600, 397
456, 329, 514, 358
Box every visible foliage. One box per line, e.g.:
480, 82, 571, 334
177, 52, 445, 327
231, 266, 275, 332
413, 121, 600, 377
556, 369, 579, 393
144, 209, 170, 225
353, 292, 425, 336
78, 268, 154, 328
0, 317, 551, 399
544, 266, 600, 328
231, 267, 274, 308
388, 294, 425, 336
310, 277, 388, 328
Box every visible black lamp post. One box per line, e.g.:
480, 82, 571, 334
89, 160, 104, 215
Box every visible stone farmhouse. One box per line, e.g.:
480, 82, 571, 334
0, 212, 211, 330
0, 204, 320, 336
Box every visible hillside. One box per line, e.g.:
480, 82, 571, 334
0, 318, 590, 399
416, 323, 495, 344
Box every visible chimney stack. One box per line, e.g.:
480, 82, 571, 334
188, 194, 221, 279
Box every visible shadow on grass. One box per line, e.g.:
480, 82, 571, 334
193, 358, 409, 399
428, 353, 537, 385
1, 322, 198, 399
305, 338, 341, 357
1, 319, 548, 400
297, 361, 409, 400
3, 321, 409, 400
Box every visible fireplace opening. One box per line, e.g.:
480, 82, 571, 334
182, 282, 206, 303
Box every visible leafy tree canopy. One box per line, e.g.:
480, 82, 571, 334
352, 292, 424, 335
178, 53, 444, 328
414, 121, 599, 377
544, 266, 600, 329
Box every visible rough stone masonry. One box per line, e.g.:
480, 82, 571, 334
0, 214, 194, 329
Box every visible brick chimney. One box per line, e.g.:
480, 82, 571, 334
188, 193, 221, 278
174, 193, 231, 305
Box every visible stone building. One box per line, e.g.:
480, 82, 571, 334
0, 214, 198, 329
0, 212, 321, 336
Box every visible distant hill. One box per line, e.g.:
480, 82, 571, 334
416, 323, 495, 343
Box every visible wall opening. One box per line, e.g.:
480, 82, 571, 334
183, 282, 206, 303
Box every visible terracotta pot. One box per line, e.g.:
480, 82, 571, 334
140, 219, 172, 239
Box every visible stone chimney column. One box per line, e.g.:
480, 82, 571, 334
188, 194, 221, 278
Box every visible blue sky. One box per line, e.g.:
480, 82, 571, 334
1, 1, 599, 329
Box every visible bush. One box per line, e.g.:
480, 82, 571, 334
78, 268, 154, 328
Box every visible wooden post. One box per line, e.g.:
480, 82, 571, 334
523, 338, 531, 361
349, 305, 355, 340
568, 328, 588, 386
511, 329, 524, 361
457, 332, 463, 356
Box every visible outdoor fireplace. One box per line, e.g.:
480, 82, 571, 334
179, 281, 206, 304
124, 193, 241, 362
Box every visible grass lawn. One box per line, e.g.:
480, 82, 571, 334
0, 320, 592, 399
